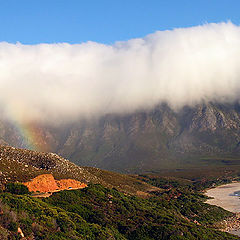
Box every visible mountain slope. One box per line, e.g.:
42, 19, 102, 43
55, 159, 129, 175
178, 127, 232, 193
0, 145, 153, 195
1, 102, 240, 173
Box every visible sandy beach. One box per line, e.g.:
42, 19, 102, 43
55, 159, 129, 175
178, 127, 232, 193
205, 182, 240, 236
205, 182, 240, 213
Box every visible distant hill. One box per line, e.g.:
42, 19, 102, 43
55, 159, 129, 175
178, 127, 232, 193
2, 102, 240, 173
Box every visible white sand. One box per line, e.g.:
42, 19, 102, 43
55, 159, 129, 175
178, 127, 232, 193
205, 182, 240, 213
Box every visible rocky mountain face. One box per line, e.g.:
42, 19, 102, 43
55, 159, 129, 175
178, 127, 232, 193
1, 102, 240, 173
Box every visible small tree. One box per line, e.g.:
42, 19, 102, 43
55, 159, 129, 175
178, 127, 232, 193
5, 183, 30, 195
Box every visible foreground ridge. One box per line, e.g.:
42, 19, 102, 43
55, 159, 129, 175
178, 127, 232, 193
0, 144, 154, 195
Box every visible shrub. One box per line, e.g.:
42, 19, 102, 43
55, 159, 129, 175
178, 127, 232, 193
5, 183, 30, 195
8, 221, 18, 232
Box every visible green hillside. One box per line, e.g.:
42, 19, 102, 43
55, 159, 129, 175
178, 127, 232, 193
0, 178, 238, 239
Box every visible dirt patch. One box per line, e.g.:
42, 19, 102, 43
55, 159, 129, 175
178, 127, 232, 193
56, 178, 87, 190
23, 174, 87, 193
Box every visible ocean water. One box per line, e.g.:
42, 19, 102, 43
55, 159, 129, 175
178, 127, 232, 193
231, 190, 240, 197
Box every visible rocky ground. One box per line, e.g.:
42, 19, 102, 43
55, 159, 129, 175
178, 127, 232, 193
219, 213, 240, 235
23, 173, 87, 193
0, 144, 156, 195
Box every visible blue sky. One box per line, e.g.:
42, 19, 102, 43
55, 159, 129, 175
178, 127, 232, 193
0, 0, 239, 44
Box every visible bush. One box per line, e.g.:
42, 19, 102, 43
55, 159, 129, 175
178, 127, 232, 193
5, 183, 30, 195
8, 221, 18, 232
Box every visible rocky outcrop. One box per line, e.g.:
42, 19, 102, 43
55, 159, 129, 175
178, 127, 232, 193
23, 174, 87, 193
17, 227, 24, 238
220, 213, 240, 234
56, 178, 87, 190
23, 174, 57, 192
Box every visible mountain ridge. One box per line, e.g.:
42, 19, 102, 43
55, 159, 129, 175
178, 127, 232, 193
1, 102, 240, 173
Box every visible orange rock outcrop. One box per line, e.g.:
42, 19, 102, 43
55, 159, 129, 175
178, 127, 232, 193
23, 174, 87, 193
56, 179, 86, 190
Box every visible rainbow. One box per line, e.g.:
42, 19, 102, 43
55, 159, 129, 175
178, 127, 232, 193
5, 102, 49, 152
13, 120, 49, 152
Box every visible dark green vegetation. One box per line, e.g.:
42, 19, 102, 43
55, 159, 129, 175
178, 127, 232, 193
5, 183, 30, 195
0, 189, 121, 240
0, 177, 239, 239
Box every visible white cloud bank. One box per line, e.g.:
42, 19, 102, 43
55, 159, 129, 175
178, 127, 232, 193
1, 22, 240, 123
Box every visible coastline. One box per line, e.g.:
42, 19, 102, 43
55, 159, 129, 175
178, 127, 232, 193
205, 182, 240, 212
205, 182, 240, 236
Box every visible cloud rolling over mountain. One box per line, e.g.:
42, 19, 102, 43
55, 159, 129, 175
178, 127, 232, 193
0, 22, 240, 123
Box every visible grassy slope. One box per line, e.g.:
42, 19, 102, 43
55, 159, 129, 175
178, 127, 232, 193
0, 145, 154, 195
0, 183, 238, 240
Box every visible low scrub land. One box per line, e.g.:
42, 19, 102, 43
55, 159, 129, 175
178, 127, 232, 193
0, 177, 238, 239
